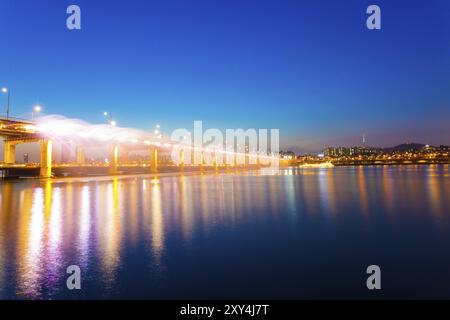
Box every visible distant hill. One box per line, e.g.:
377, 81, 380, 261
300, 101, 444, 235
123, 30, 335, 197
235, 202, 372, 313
384, 143, 426, 152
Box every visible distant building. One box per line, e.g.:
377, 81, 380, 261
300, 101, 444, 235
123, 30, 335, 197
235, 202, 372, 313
323, 147, 337, 157
280, 150, 296, 160
438, 145, 450, 152
323, 146, 381, 157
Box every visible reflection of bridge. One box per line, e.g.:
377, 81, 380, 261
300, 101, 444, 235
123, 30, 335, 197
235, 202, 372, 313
0, 116, 271, 179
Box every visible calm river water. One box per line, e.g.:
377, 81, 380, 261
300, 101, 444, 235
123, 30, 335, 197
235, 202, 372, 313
0, 165, 449, 299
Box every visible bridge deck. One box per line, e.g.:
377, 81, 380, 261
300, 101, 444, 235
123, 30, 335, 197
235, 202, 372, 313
0, 117, 38, 138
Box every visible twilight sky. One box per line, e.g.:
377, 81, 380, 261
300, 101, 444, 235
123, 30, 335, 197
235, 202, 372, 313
0, 0, 449, 153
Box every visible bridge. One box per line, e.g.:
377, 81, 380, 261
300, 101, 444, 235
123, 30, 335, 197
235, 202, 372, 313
0, 116, 53, 178
0, 116, 276, 179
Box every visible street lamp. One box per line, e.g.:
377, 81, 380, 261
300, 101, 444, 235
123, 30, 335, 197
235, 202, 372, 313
103, 111, 117, 126
103, 111, 111, 122
32, 105, 42, 120
154, 124, 163, 139
1, 87, 10, 119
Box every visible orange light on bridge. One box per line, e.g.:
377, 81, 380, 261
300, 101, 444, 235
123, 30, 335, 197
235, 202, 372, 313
23, 125, 36, 131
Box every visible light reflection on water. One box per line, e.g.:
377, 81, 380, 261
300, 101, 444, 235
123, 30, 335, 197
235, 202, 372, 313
0, 165, 449, 299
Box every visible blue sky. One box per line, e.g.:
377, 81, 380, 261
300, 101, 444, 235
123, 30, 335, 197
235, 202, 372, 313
0, 0, 449, 152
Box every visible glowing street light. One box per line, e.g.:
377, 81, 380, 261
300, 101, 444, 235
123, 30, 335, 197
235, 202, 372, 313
1, 87, 10, 119
102, 111, 116, 126
103, 111, 117, 127
154, 124, 163, 139
32, 104, 42, 120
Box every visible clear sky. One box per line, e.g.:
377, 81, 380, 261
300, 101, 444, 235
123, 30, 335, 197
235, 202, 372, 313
0, 0, 449, 153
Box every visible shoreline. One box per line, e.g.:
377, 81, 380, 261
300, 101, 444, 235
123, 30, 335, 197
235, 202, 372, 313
0, 166, 265, 183
1, 162, 449, 183
299, 161, 449, 167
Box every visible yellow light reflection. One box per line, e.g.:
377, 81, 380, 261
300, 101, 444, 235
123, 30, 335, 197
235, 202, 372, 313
16, 187, 45, 298
99, 178, 121, 289
357, 166, 369, 218
427, 165, 444, 223
150, 176, 164, 262
78, 185, 91, 266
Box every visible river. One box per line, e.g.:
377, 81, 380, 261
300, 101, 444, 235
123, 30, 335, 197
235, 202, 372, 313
0, 165, 449, 299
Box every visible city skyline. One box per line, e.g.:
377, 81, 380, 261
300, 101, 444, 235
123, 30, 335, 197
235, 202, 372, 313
0, 0, 449, 154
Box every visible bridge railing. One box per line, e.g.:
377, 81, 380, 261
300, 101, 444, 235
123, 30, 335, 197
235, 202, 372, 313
0, 116, 34, 124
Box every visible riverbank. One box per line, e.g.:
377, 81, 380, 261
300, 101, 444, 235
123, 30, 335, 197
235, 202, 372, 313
298, 159, 449, 167
0, 164, 265, 181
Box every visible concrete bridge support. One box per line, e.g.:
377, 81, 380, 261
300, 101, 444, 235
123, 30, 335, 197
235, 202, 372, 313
40, 139, 53, 178
199, 152, 204, 172
244, 153, 251, 168
180, 149, 185, 171
4, 141, 16, 164
75, 146, 86, 165
214, 153, 219, 171
109, 145, 119, 175
150, 147, 158, 173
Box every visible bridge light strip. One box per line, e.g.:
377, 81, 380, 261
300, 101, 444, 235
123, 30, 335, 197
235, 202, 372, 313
32, 115, 279, 162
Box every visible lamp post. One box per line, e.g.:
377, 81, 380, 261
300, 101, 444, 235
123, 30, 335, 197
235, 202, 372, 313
154, 124, 163, 139
103, 111, 116, 126
1, 88, 10, 119
32, 105, 42, 120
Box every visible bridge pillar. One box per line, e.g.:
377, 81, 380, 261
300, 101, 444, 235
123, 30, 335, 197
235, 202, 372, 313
245, 153, 250, 168
109, 145, 119, 175
4, 141, 16, 164
75, 146, 85, 165
149, 147, 158, 173
199, 152, 204, 172
40, 139, 53, 178
180, 149, 185, 171
214, 153, 219, 171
